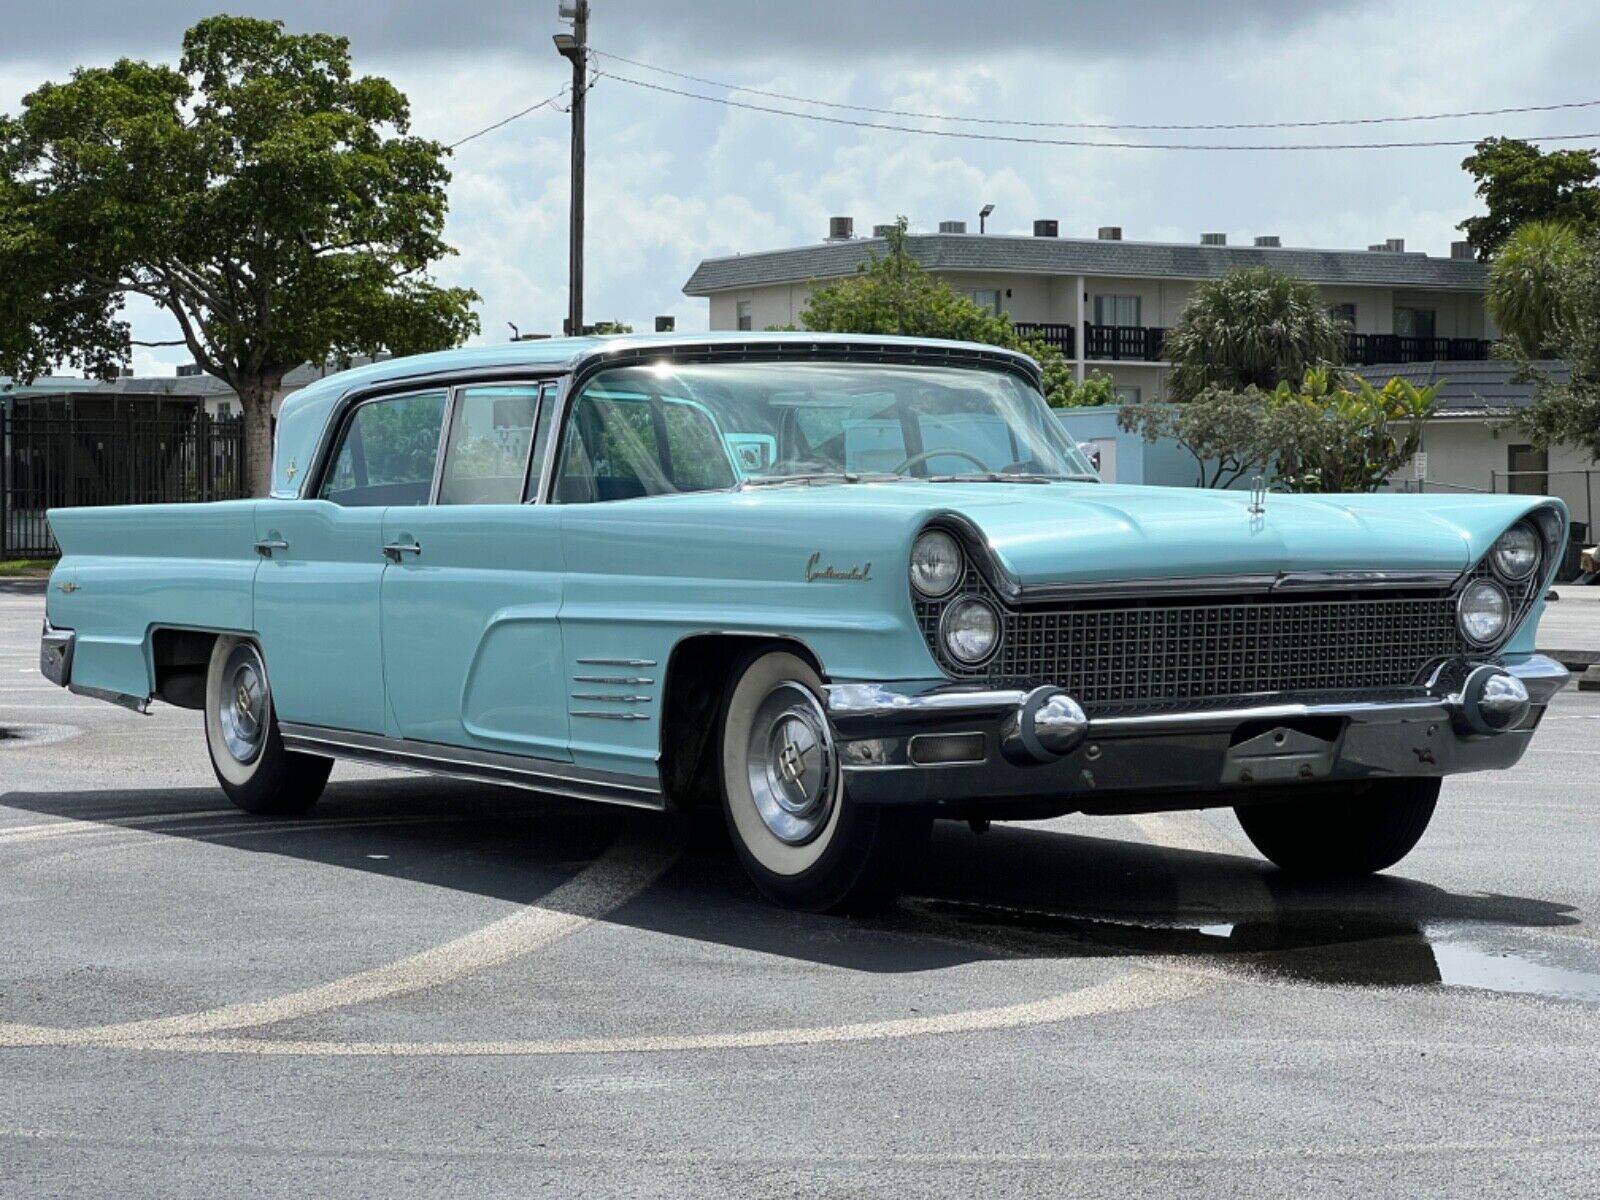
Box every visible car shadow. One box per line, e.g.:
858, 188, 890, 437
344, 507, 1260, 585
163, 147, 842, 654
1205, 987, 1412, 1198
0, 775, 1585, 988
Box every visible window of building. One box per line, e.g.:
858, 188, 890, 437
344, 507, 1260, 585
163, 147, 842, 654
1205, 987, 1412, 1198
736, 300, 753, 331
320, 390, 448, 507
1394, 306, 1437, 340
1113, 386, 1141, 404
1507, 444, 1549, 495
962, 289, 1003, 315
1093, 295, 1141, 327
1328, 302, 1356, 327
437, 385, 542, 505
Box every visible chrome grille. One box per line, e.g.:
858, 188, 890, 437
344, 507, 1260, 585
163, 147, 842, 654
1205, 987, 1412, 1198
913, 567, 1523, 712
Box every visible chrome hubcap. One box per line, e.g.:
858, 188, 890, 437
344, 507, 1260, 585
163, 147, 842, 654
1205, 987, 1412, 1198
746, 682, 836, 845
218, 642, 269, 765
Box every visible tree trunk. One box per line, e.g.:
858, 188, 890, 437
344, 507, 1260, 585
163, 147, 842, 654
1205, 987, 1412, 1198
238, 383, 276, 497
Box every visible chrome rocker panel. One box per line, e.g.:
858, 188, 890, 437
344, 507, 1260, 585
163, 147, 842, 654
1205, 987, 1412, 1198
276, 724, 665, 811
825, 655, 1568, 812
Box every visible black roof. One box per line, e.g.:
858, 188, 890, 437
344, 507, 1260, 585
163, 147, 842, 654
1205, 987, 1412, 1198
1355, 359, 1568, 417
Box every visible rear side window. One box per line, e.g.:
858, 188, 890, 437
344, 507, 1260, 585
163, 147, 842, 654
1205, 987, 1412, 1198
320, 391, 447, 507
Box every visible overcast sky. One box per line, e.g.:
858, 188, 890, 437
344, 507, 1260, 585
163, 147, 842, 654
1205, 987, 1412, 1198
4, 0, 1600, 374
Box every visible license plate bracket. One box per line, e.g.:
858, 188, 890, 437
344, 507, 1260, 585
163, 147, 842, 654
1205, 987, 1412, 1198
1222, 725, 1338, 784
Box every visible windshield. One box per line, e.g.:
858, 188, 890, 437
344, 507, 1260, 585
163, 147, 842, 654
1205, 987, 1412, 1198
551, 360, 1097, 502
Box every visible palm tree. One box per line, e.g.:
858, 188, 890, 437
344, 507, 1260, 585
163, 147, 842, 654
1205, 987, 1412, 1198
1487, 220, 1583, 359
1165, 266, 1348, 401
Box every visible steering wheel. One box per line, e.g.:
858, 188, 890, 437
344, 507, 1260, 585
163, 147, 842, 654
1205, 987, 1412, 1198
893, 447, 990, 475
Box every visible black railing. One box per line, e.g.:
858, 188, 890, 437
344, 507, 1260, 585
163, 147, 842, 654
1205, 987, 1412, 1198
1345, 334, 1493, 365
1, 404, 245, 559
1013, 322, 1075, 358
1085, 323, 1168, 362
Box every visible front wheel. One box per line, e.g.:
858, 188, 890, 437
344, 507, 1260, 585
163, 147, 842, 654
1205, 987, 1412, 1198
719, 650, 929, 912
1234, 777, 1441, 876
204, 636, 331, 815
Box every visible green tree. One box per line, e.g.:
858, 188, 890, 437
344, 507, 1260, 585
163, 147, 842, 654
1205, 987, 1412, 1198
1117, 388, 1277, 488
1458, 137, 1600, 260
1163, 266, 1348, 402
799, 217, 1082, 405
0, 15, 480, 494
1268, 368, 1439, 493
1517, 234, 1600, 462
1487, 220, 1584, 359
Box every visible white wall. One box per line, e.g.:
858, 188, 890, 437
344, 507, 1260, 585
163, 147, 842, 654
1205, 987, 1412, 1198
1403, 419, 1597, 531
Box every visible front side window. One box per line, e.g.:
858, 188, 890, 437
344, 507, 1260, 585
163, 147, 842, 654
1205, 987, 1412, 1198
551, 361, 1095, 502
437, 385, 541, 505
320, 390, 447, 507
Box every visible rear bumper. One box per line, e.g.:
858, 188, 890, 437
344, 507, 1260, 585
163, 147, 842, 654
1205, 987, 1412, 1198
825, 655, 1567, 812
39, 620, 74, 687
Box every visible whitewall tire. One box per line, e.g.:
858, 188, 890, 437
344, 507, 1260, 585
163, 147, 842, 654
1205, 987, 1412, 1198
204, 636, 331, 815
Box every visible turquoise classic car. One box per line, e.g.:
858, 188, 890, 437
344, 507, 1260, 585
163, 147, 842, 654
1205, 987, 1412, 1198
40, 333, 1570, 910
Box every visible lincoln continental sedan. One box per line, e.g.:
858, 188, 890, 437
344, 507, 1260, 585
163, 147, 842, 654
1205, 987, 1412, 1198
40, 333, 1570, 910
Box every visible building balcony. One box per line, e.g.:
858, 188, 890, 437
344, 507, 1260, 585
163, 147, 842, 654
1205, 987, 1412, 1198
1013, 322, 1075, 358
1344, 333, 1494, 365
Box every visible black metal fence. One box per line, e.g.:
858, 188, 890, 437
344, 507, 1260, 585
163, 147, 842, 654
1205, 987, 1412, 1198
1, 403, 245, 559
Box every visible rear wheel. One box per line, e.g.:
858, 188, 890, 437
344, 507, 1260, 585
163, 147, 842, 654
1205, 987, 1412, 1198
204, 636, 331, 815
1234, 777, 1441, 876
719, 649, 929, 912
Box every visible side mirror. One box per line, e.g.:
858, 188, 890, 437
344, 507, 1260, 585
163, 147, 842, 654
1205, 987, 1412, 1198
1077, 441, 1102, 473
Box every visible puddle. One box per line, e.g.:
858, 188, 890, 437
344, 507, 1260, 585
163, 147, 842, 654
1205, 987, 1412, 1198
905, 897, 1600, 1005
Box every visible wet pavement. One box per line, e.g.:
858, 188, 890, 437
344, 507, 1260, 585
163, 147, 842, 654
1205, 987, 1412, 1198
2, 583, 1599, 1198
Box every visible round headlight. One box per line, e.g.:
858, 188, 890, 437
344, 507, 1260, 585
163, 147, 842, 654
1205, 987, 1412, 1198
1491, 522, 1540, 580
1457, 579, 1510, 646
910, 530, 963, 598
942, 597, 1000, 665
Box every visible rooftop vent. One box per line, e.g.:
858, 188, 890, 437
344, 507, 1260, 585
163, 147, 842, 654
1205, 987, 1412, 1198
1450, 240, 1474, 260
826, 216, 854, 242
1098, 226, 1122, 241
654, 315, 675, 333
1368, 238, 1406, 252
871, 223, 896, 238
176, 363, 203, 377
938, 220, 967, 234
1253, 235, 1281, 247
1200, 232, 1227, 246
1033, 219, 1059, 238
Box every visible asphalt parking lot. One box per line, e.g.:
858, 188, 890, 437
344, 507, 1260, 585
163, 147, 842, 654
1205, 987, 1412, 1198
2, 578, 1599, 1198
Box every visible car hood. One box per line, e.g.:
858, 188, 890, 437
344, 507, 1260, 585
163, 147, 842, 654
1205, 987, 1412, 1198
908, 482, 1520, 586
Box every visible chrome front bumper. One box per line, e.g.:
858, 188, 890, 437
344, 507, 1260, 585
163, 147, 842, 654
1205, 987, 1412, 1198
825, 655, 1568, 812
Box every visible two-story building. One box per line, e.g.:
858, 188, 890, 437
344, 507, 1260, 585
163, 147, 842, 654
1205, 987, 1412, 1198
683, 218, 1495, 405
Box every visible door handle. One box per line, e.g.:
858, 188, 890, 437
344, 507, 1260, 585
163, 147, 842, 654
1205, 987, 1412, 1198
382, 541, 423, 562
254, 539, 289, 558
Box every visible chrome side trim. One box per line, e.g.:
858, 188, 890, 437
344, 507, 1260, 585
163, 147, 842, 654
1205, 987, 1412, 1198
571, 693, 653, 703
277, 723, 663, 809
573, 674, 654, 685
576, 657, 658, 667
571, 711, 650, 721
1015, 568, 1464, 604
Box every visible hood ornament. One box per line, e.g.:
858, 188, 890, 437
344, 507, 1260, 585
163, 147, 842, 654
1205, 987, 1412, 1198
1248, 475, 1266, 516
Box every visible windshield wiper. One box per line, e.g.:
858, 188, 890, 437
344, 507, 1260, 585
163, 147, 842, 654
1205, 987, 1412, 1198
923, 472, 1060, 484
739, 471, 901, 489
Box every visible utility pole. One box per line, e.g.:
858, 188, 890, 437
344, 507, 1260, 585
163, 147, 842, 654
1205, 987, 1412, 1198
554, 1, 589, 337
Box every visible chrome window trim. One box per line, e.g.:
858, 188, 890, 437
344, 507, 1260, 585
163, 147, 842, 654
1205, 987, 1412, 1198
308, 384, 454, 506
302, 370, 570, 503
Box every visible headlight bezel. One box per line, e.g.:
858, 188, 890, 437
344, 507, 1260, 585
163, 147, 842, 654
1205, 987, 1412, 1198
940, 596, 1002, 666
1457, 577, 1511, 647
910, 529, 964, 599
1490, 521, 1541, 582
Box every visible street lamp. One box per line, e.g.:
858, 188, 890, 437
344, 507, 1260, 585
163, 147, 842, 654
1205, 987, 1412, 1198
979, 203, 995, 235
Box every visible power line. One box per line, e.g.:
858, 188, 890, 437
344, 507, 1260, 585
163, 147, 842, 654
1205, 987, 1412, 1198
597, 70, 1600, 151
593, 48, 1600, 133
447, 84, 571, 149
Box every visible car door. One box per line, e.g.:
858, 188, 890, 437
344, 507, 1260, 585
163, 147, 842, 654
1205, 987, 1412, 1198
379, 381, 570, 759
253, 387, 448, 734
